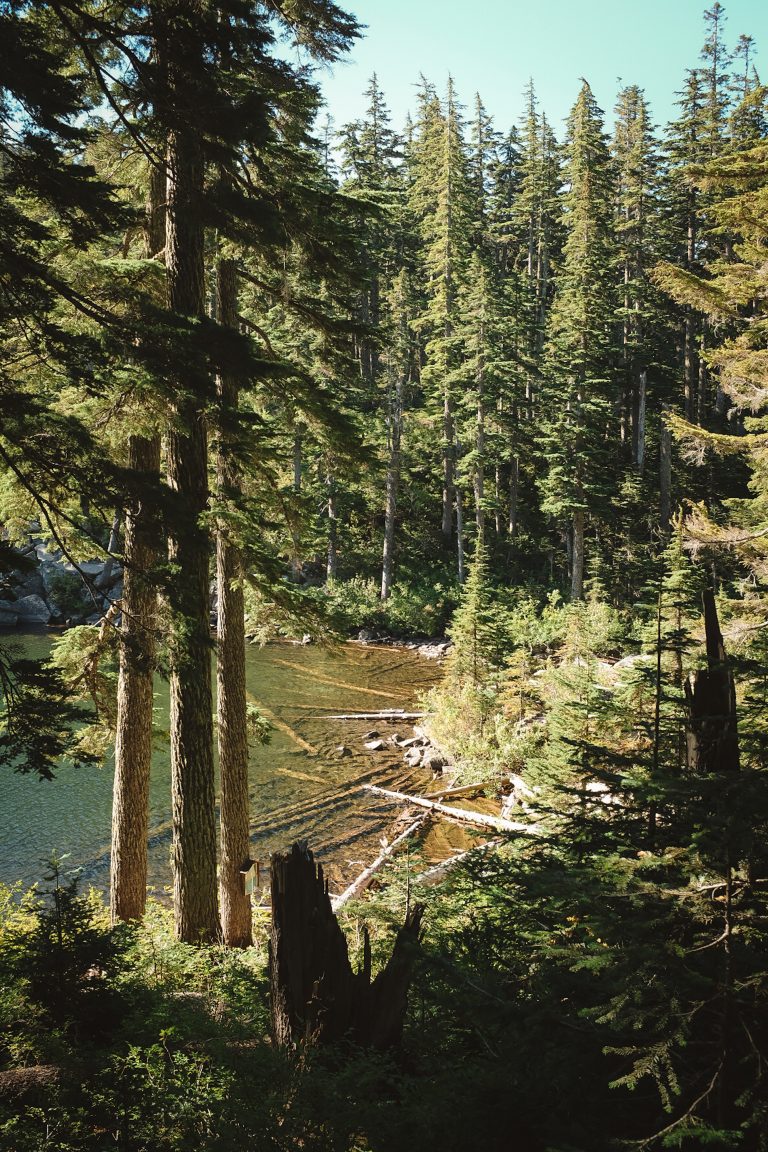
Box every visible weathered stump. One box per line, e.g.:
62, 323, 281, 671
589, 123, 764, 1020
685, 590, 740, 775
269, 842, 423, 1049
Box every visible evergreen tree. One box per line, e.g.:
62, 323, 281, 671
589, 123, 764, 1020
541, 80, 617, 599
410, 77, 474, 557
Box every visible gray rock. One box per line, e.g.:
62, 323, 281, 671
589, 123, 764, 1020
400, 735, 427, 749
0, 608, 19, 628
336, 745, 351, 758
404, 747, 423, 767
357, 628, 374, 642
77, 560, 108, 578
12, 570, 45, 600
424, 750, 447, 776
35, 544, 61, 564
363, 730, 380, 740
364, 739, 386, 752
13, 594, 51, 623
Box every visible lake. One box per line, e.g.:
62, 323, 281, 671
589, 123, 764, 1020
0, 635, 442, 899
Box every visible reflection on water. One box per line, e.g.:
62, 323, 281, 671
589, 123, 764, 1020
0, 636, 441, 897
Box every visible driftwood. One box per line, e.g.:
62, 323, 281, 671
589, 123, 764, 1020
269, 842, 423, 1049
364, 783, 537, 834
331, 813, 429, 910
685, 590, 740, 774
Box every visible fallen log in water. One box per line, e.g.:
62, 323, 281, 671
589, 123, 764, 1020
363, 784, 538, 835
320, 710, 429, 721
251, 762, 412, 838
272, 657, 408, 702
331, 813, 429, 910
246, 691, 318, 754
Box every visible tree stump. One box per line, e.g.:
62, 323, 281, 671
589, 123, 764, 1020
269, 842, 423, 1049
685, 590, 740, 774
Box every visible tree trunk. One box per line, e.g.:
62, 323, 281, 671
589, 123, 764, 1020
456, 486, 465, 585
571, 506, 585, 600
474, 373, 485, 546
162, 3, 220, 943
684, 590, 740, 776
684, 310, 697, 423
508, 456, 519, 538
95, 512, 121, 592
441, 389, 455, 538
635, 369, 646, 474
216, 254, 252, 949
290, 429, 302, 581
269, 842, 423, 1050
110, 434, 160, 923
660, 404, 672, 533
110, 160, 164, 925
381, 375, 402, 601
326, 471, 338, 581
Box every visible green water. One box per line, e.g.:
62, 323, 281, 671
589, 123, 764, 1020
0, 636, 440, 897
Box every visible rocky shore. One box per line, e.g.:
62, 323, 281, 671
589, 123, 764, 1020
0, 541, 120, 628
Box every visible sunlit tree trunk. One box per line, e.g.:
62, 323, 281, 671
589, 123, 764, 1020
161, 0, 219, 943
216, 252, 252, 948
110, 163, 164, 924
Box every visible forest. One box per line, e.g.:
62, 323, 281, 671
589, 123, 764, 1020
1, 0, 768, 1148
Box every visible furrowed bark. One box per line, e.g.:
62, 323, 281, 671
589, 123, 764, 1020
216, 252, 252, 948
161, 0, 219, 943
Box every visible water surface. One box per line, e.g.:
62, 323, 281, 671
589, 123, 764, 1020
0, 636, 441, 898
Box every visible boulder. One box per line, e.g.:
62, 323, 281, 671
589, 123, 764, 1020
363, 730, 380, 740
12, 570, 45, 600
404, 747, 423, 767
364, 739, 386, 752
400, 735, 427, 749
423, 750, 447, 776
0, 607, 19, 628
13, 595, 50, 623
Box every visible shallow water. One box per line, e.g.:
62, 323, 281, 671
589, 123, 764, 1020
0, 636, 442, 898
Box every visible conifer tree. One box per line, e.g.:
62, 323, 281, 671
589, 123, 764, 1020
612, 85, 660, 473
541, 80, 617, 599
410, 77, 474, 555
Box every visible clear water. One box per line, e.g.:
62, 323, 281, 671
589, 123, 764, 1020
0, 635, 441, 898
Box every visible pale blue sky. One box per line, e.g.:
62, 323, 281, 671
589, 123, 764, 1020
310, 0, 768, 138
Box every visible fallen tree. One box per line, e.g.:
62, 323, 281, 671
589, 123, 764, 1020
331, 813, 428, 910
363, 783, 538, 834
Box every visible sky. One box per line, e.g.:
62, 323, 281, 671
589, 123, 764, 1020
309, 0, 768, 139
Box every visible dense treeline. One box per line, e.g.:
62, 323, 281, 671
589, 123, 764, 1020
2, 1, 768, 1149
318, 5, 763, 608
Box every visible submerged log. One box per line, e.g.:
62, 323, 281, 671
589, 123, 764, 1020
332, 813, 428, 910
269, 842, 424, 1050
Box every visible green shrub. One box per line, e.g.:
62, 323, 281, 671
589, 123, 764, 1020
45, 569, 87, 617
